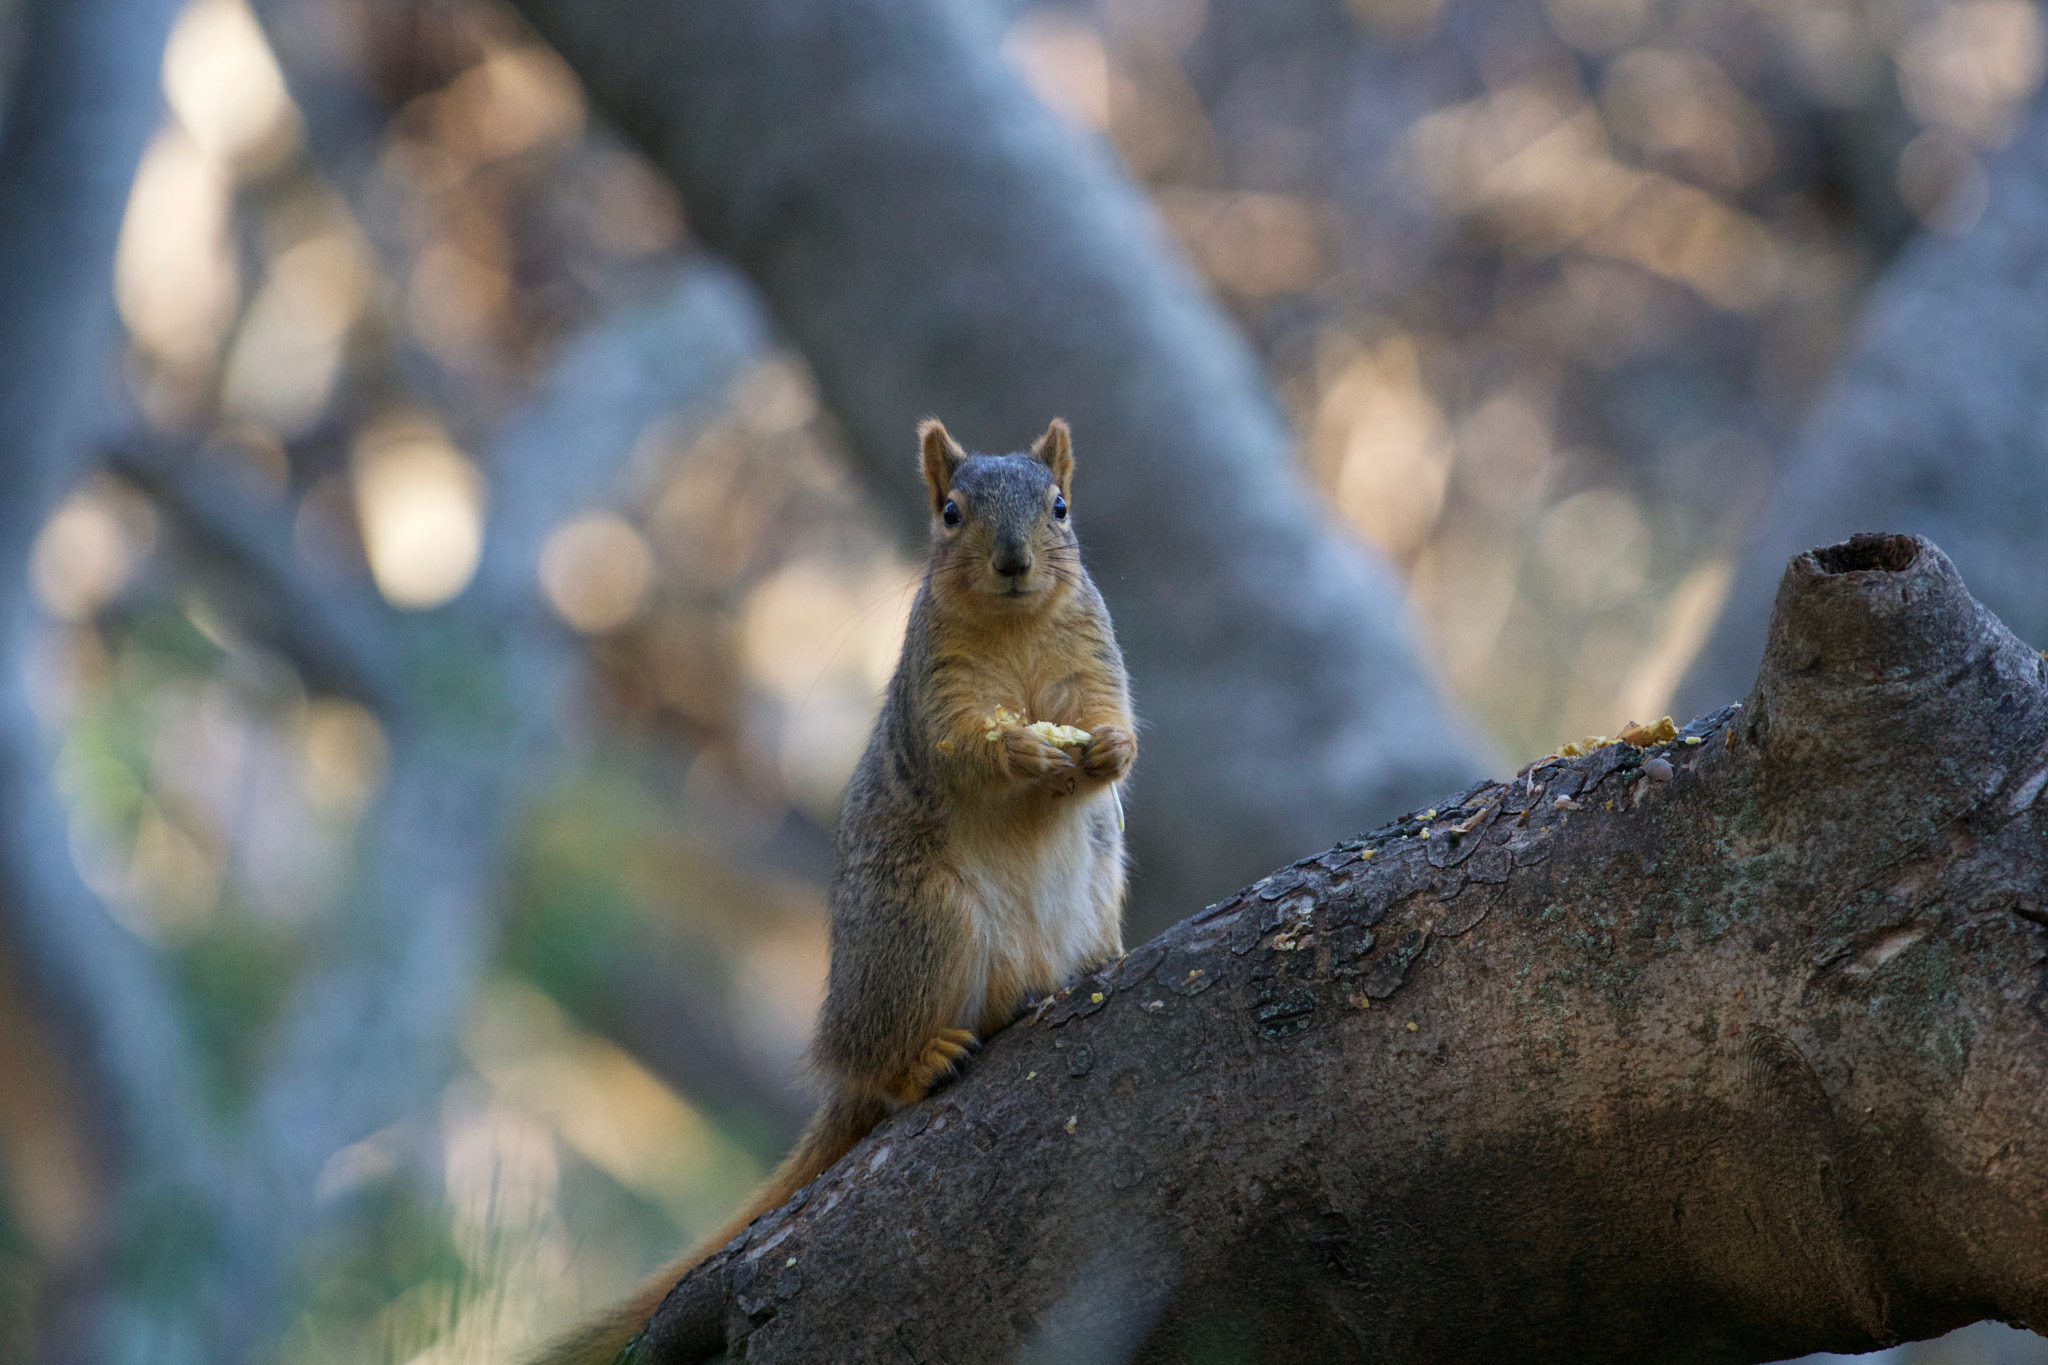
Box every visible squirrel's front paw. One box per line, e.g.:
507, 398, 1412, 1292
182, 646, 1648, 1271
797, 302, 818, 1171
998, 725, 1074, 778
1080, 724, 1136, 782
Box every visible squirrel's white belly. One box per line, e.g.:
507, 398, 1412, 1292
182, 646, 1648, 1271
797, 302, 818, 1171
950, 787, 1121, 1031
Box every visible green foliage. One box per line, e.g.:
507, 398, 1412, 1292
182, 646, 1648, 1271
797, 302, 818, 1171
167, 922, 300, 1116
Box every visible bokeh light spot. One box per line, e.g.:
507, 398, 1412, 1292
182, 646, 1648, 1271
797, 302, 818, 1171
115, 127, 238, 375
352, 419, 487, 610
298, 699, 390, 818
31, 483, 159, 622
161, 0, 300, 171
539, 514, 656, 634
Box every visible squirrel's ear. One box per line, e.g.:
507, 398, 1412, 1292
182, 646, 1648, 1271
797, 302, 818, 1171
1031, 418, 1073, 494
918, 418, 966, 514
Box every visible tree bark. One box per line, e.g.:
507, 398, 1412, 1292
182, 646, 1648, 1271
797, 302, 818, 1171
627, 533, 2048, 1364
1679, 87, 2048, 720
497, 0, 1489, 938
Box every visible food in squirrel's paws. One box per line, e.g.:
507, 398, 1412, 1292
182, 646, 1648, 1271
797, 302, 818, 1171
980, 707, 1090, 748
1026, 721, 1091, 748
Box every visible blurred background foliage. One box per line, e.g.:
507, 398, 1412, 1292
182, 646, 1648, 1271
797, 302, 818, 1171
0, 0, 2041, 1358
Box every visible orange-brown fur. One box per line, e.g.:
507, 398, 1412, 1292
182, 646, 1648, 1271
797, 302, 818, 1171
526, 418, 1134, 1365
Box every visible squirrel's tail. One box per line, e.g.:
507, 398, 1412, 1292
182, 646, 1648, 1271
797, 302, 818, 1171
522, 1091, 885, 1365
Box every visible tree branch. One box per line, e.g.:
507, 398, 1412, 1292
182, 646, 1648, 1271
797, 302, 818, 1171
630, 534, 2048, 1364
109, 442, 408, 715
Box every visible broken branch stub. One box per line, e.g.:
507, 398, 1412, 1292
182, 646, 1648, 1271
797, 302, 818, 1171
1743, 533, 2043, 851
626, 534, 2048, 1365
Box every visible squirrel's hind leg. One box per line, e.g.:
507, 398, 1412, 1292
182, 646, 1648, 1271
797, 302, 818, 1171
817, 853, 977, 1090
887, 1028, 981, 1104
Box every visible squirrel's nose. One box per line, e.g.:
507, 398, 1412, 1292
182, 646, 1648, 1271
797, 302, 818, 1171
992, 541, 1033, 577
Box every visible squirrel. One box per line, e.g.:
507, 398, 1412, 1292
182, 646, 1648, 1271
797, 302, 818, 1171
528, 417, 1135, 1365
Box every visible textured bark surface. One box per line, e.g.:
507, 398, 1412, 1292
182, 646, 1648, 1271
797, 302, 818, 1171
628, 535, 2048, 1364
500, 0, 1488, 938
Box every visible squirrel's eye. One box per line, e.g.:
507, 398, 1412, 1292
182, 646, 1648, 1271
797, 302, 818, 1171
942, 501, 962, 527
1052, 494, 1068, 521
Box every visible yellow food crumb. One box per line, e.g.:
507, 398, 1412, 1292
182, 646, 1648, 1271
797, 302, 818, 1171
785, 1257, 797, 1268
1424, 809, 1437, 819
1089, 992, 1104, 1004
1557, 736, 1610, 758
1684, 735, 1702, 746
1360, 849, 1374, 860
1405, 1021, 1419, 1032
1619, 716, 1678, 747
1420, 828, 1432, 840
1027, 720, 1092, 747
935, 739, 955, 753
1026, 1071, 1036, 1079
1065, 1116, 1077, 1134
981, 708, 1092, 749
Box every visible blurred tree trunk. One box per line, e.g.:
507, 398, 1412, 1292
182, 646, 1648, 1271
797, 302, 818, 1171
0, 0, 178, 546
0, 0, 219, 1359
629, 535, 2048, 1364
499, 0, 1491, 938
1679, 86, 2048, 717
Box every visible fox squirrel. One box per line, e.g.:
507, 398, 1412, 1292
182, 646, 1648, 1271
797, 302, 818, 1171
529, 417, 1135, 1364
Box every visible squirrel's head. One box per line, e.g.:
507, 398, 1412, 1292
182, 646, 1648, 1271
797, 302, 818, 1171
918, 417, 1079, 615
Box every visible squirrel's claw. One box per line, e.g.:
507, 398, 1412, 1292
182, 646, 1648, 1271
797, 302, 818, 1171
889, 1028, 982, 1104
998, 725, 1075, 778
